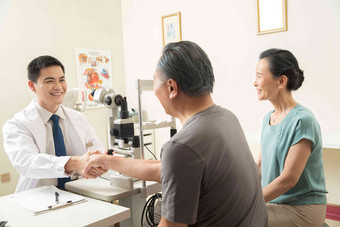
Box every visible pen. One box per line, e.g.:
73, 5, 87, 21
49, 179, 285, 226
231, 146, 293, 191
48, 200, 73, 210
55, 192, 59, 203
48, 201, 73, 210
47, 191, 73, 209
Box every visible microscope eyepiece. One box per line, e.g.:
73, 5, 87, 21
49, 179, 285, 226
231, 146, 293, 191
114, 95, 123, 105
104, 96, 112, 106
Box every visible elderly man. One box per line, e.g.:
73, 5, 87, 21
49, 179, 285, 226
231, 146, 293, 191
82, 41, 268, 226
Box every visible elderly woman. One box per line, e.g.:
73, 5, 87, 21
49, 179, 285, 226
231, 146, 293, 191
254, 48, 327, 227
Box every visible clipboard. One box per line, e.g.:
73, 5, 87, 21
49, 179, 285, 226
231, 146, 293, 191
6, 186, 85, 215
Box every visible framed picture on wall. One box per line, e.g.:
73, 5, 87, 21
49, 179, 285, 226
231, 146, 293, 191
257, 0, 287, 35
162, 12, 182, 46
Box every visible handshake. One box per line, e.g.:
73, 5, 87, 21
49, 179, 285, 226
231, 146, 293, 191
69, 149, 161, 183
66, 151, 111, 179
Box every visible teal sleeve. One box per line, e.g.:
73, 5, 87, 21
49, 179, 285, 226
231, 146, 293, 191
292, 116, 317, 149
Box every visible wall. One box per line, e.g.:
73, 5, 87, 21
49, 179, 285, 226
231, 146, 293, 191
0, 0, 125, 195
121, 0, 340, 205
121, 0, 340, 143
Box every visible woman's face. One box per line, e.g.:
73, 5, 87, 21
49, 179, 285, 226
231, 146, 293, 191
254, 58, 279, 101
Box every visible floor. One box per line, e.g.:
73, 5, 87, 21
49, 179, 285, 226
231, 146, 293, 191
325, 219, 340, 227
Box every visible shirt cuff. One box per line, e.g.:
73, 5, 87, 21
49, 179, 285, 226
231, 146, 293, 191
55, 156, 72, 177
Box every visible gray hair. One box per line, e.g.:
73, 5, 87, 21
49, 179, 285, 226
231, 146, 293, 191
157, 41, 214, 96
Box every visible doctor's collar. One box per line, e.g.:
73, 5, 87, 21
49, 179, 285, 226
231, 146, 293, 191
36, 102, 66, 124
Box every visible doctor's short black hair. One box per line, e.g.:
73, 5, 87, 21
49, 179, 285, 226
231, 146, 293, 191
27, 55, 65, 83
157, 41, 215, 96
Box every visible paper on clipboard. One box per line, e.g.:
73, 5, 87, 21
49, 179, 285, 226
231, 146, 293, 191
6, 185, 85, 215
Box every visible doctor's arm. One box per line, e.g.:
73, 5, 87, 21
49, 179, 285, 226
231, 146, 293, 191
262, 139, 312, 202
3, 120, 104, 178
3, 121, 70, 178
82, 154, 161, 183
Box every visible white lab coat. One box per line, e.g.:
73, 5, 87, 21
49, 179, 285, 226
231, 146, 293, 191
2, 99, 106, 192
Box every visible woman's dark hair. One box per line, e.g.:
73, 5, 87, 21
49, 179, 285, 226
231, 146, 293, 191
260, 49, 304, 91
157, 41, 214, 96
27, 55, 65, 83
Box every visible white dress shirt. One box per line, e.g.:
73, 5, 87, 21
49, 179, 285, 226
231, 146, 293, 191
35, 102, 74, 187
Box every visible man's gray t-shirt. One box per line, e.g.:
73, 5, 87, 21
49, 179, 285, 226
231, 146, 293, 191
161, 105, 268, 226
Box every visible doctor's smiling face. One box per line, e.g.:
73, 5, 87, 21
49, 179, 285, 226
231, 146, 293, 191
28, 65, 67, 113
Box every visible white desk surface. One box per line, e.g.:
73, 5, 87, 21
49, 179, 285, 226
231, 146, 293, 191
0, 193, 130, 227
65, 178, 161, 202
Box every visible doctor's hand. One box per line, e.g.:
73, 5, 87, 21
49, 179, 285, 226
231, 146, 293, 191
82, 154, 109, 179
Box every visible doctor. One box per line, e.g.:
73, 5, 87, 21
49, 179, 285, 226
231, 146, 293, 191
2, 55, 106, 192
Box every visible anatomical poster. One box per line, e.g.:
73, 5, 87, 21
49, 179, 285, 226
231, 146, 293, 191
76, 48, 112, 108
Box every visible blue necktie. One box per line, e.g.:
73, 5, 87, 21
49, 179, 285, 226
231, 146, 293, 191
50, 114, 70, 190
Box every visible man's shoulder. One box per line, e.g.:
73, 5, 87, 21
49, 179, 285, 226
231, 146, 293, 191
198, 104, 232, 116
183, 105, 238, 136
3, 100, 37, 132
13, 100, 37, 122
186, 105, 234, 125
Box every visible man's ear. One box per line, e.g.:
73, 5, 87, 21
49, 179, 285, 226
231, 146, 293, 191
28, 80, 36, 92
278, 75, 288, 89
167, 79, 178, 99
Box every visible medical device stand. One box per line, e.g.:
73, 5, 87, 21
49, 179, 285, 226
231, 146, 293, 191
136, 79, 177, 199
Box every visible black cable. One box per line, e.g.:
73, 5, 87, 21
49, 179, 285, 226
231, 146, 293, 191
144, 144, 157, 160
141, 193, 162, 227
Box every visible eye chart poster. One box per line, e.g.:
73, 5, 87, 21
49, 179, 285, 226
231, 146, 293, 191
76, 48, 112, 108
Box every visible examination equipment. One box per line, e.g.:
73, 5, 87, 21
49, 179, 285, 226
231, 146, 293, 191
92, 88, 141, 159
92, 88, 141, 190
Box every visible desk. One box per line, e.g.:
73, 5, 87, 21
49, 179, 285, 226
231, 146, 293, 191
0, 193, 130, 227
65, 178, 161, 227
